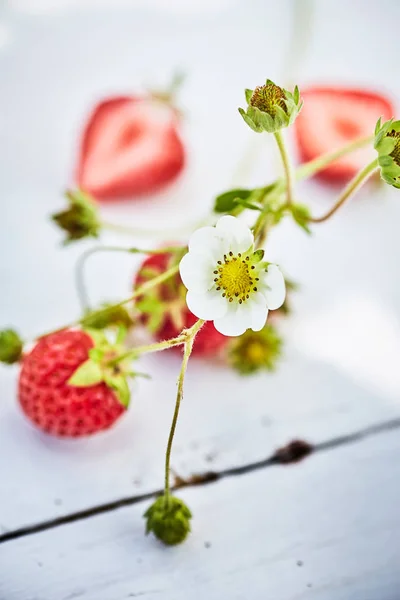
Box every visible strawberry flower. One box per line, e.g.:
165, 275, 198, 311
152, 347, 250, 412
179, 216, 286, 336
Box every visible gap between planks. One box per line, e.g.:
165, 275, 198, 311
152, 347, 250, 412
1, 416, 400, 546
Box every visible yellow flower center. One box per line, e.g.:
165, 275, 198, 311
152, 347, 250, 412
213, 252, 259, 304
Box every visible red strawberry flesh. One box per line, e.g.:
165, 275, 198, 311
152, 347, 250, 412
295, 87, 394, 181
76, 97, 185, 200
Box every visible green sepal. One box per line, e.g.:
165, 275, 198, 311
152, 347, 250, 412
290, 203, 312, 234
51, 189, 100, 244
67, 359, 104, 387
83, 327, 109, 347
238, 107, 262, 133
245, 88, 253, 103
88, 347, 105, 362
239, 80, 302, 134
0, 329, 23, 364
136, 296, 165, 334
105, 374, 130, 408
252, 249, 265, 263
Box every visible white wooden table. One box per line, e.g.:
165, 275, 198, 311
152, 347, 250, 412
1, 1, 400, 597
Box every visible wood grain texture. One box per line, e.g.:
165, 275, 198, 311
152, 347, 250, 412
1, 0, 400, 536
2, 428, 400, 600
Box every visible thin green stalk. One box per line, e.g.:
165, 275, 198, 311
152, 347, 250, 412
164, 319, 205, 505
75, 245, 182, 312
37, 264, 179, 340
296, 135, 374, 182
274, 130, 294, 206
108, 335, 187, 365
309, 158, 379, 223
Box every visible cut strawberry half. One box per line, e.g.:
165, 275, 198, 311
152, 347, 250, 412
294, 87, 394, 182
76, 96, 185, 200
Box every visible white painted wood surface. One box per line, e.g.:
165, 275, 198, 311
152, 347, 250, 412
1, 2, 400, 593
2, 429, 400, 599
0, 2, 400, 531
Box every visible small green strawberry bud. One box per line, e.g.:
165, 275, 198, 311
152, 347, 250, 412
144, 495, 192, 545
83, 304, 133, 330
0, 329, 23, 364
239, 79, 302, 134
374, 118, 400, 189
52, 189, 101, 244
228, 324, 282, 375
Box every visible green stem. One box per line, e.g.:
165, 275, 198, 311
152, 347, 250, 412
309, 158, 379, 224
296, 135, 374, 182
274, 130, 294, 207
75, 245, 183, 312
108, 334, 187, 365
164, 319, 205, 505
37, 264, 179, 340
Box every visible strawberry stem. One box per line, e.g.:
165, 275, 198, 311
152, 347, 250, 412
37, 264, 179, 341
274, 130, 294, 207
295, 134, 374, 182
308, 157, 379, 224
164, 319, 205, 507
75, 245, 183, 312
107, 334, 187, 365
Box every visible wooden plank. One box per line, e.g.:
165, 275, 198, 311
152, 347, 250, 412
2, 0, 400, 534
1, 428, 400, 599
2, 193, 400, 532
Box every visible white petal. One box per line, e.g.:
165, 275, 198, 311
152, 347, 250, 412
213, 302, 248, 337
179, 252, 215, 293
186, 290, 227, 321
248, 292, 269, 331
261, 264, 286, 310
188, 226, 226, 261
215, 215, 254, 254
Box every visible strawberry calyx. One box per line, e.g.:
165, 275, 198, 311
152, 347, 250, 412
148, 72, 186, 116
67, 327, 133, 408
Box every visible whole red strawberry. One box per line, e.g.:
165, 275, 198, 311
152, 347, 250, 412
295, 87, 394, 182
76, 95, 185, 200
134, 252, 227, 357
18, 329, 130, 437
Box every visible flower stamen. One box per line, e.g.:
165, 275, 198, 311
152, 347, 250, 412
215, 254, 255, 303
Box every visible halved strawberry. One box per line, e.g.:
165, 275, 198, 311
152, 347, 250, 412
134, 252, 227, 357
76, 96, 185, 200
294, 87, 394, 181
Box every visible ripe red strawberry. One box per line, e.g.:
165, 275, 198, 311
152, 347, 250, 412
18, 330, 128, 437
295, 87, 394, 181
134, 252, 227, 357
76, 96, 185, 200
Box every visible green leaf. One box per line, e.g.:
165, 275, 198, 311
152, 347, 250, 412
105, 374, 130, 408
68, 359, 104, 387
291, 204, 312, 234
245, 88, 253, 104
233, 198, 262, 211
214, 188, 253, 213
